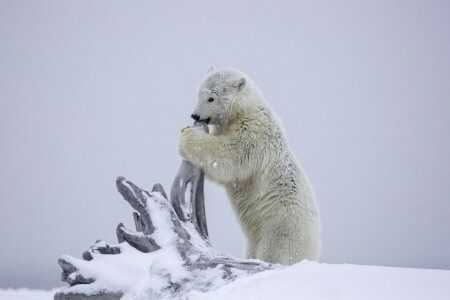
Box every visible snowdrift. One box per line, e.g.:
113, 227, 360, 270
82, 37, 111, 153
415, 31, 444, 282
2, 262, 449, 300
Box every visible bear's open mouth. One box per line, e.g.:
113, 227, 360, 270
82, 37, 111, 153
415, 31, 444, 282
200, 117, 211, 124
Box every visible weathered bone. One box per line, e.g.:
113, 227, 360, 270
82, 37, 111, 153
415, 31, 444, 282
54, 122, 276, 300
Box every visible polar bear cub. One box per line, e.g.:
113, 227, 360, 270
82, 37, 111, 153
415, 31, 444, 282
178, 67, 320, 264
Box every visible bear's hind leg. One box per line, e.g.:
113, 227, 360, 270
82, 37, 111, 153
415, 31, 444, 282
245, 240, 258, 260
255, 221, 319, 265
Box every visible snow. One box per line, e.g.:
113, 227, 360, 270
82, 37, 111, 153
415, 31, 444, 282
183, 181, 193, 219
49, 180, 450, 299
3, 262, 449, 300
186, 261, 450, 300
0, 288, 57, 300
60, 237, 190, 298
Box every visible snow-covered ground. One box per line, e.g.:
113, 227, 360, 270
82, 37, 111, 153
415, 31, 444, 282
2, 262, 449, 300
0, 288, 57, 300
187, 261, 450, 300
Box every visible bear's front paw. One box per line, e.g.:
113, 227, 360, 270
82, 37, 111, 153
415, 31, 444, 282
178, 126, 203, 160
181, 126, 191, 133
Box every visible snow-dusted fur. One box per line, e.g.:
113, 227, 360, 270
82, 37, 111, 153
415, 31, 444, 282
179, 67, 320, 264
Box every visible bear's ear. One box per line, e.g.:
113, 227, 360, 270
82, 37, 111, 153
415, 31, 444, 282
206, 65, 215, 74
234, 77, 246, 91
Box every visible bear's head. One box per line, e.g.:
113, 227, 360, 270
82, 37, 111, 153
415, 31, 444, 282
191, 67, 253, 127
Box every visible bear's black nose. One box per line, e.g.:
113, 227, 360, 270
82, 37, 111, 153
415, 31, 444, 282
191, 114, 200, 121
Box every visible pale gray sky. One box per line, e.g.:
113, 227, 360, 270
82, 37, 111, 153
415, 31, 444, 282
1, 1, 449, 289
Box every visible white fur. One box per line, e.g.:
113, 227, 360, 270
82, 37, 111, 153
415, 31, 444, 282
179, 68, 321, 264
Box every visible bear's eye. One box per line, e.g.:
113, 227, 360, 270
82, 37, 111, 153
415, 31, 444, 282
208, 97, 214, 103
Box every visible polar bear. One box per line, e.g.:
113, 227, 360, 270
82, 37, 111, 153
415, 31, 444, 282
178, 67, 320, 264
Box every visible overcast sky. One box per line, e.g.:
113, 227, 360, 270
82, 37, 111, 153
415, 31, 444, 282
1, 1, 449, 289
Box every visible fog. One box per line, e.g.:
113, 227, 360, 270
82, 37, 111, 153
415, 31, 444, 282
1, 1, 449, 289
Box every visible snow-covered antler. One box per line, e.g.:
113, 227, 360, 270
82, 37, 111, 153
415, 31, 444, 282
54, 122, 275, 300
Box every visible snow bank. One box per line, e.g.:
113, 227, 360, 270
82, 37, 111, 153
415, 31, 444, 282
186, 261, 450, 300
3, 261, 449, 300
0, 288, 57, 300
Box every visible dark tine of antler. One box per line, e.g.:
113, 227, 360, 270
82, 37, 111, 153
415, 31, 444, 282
82, 251, 93, 261
133, 212, 146, 233
192, 170, 209, 240
68, 274, 95, 286
116, 177, 147, 211
116, 177, 155, 235
89, 241, 121, 255
193, 120, 210, 133
58, 257, 77, 274
170, 121, 210, 240
116, 223, 160, 253
170, 162, 189, 222
152, 183, 168, 199
58, 256, 96, 286
190, 121, 209, 240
